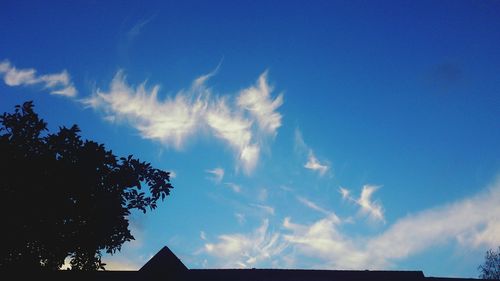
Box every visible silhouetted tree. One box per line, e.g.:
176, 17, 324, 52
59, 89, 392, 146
478, 247, 500, 279
0, 101, 173, 271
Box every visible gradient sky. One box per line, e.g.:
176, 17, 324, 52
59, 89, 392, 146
1, 0, 499, 278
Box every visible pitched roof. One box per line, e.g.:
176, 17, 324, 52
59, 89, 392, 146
139, 246, 188, 274
136, 247, 477, 281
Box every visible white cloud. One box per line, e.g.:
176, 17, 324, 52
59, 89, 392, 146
206, 167, 225, 183
203, 219, 287, 268
237, 71, 283, 135
251, 204, 275, 216
295, 129, 329, 176
339, 187, 350, 200
52, 85, 77, 97
200, 231, 207, 240
340, 185, 385, 222
283, 215, 373, 269
85, 70, 282, 174
84, 71, 206, 149
0, 60, 77, 97
127, 15, 155, 40
296, 196, 338, 218
239, 145, 260, 174
367, 179, 500, 261
205, 99, 259, 174
101, 260, 141, 271
294, 128, 309, 153
203, 177, 500, 270
235, 213, 246, 224
39, 71, 71, 88
304, 152, 329, 176
3, 67, 37, 86
357, 185, 384, 222
225, 182, 242, 193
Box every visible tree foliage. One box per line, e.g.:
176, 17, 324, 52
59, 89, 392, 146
479, 247, 500, 279
0, 101, 173, 270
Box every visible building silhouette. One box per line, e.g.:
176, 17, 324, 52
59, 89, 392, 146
10, 246, 481, 280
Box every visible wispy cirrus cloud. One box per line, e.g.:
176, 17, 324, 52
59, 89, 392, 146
127, 15, 156, 40
357, 185, 384, 222
339, 187, 350, 200
366, 179, 500, 261
84, 70, 205, 149
205, 98, 260, 174
304, 152, 328, 176
225, 182, 242, 193
202, 177, 500, 270
206, 167, 225, 183
0, 60, 77, 97
84, 70, 283, 174
283, 215, 370, 269
296, 196, 337, 217
237, 71, 283, 135
340, 185, 385, 222
203, 219, 288, 268
235, 213, 246, 224
251, 203, 275, 216
294, 128, 329, 176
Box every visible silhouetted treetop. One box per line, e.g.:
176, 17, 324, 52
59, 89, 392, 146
0, 101, 173, 271
478, 246, 500, 279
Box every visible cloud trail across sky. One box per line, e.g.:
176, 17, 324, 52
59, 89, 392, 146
340, 185, 385, 222
294, 128, 330, 176
84, 70, 283, 174
0, 60, 77, 97
202, 177, 500, 269
206, 167, 225, 183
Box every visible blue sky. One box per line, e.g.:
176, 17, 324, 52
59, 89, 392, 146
1, 0, 499, 277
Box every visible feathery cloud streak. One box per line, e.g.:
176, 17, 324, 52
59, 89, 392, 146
127, 15, 156, 40
203, 177, 500, 269
225, 183, 242, 193
294, 128, 329, 176
206, 167, 225, 183
304, 153, 329, 176
340, 185, 385, 222
203, 219, 287, 268
237, 71, 283, 135
85, 70, 283, 174
0, 60, 77, 97
296, 196, 337, 217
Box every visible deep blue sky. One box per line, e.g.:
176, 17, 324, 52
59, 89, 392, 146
1, 0, 499, 277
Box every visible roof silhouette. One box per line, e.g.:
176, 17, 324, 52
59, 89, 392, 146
1, 246, 482, 280
135, 246, 478, 281
140, 246, 188, 274
188, 269, 426, 281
